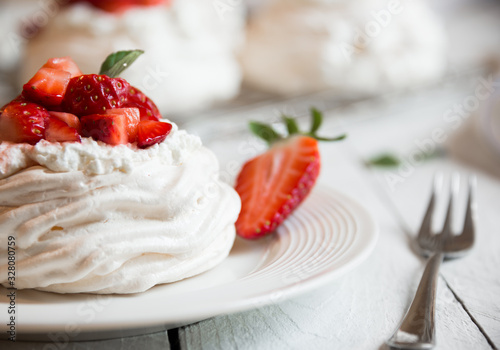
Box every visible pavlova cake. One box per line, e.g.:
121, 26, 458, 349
0, 52, 241, 294
19, 0, 244, 114
241, 0, 447, 95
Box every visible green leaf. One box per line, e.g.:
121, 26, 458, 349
283, 116, 300, 135
310, 108, 323, 134
366, 153, 400, 167
315, 134, 347, 142
99, 50, 144, 78
249, 122, 282, 145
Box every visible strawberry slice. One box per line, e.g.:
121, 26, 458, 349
0, 99, 49, 144
49, 111, 81, 132
80, 113, 128, 145
125, 86, 161, 121
137, 120, 172, 148
45, 117, 81, 143
43, 57, 83, 78
105, 108, 140, 142
23, 68, 71, 107
62, 74, 130, 116
234, 109, 345, 239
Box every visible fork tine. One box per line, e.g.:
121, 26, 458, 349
417, 174, 440, 242
441, 173, 459, 237
460, 175, 476, 245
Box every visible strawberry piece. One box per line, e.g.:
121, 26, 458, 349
0, 100, 49, 144
80, 113, 128, 145
43, 57, 83, 78
137, 120, 172, 148
125, 86, 161, 121
22, 68, 71, 107
45, 117, 81, 143
235, 136, 320, 239
48, 111, 81, 133
62, 74, 130, 117
105, 108, 140, 142
68, 0, 168, 13
234, 109, 346, 239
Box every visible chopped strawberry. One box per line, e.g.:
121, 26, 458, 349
45, 117, 81, 143
137, 120, 172, 148
125, 86, 161, 121
105, 108, 140, 142
62, 74, 130, 116
0, 100, 49, 144
234, 109, 345, 239
68, 0, 168, 13
48, 111, 81, 133
80, 113, 128, 145
43, 57, 83, 78
22, 68, 71, 107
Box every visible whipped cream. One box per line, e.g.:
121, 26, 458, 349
0, 124, 241, 294
20, 0, 244, 114
241, 0, 447, 95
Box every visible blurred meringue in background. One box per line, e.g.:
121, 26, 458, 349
17, 0, 245, 114
241, 0, 448, 96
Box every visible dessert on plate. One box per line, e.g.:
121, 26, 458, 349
241, 0, 447, 96
19, 0, 244, 114
0, 53, 241, 294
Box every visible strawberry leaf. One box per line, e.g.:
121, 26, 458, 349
99, 50, 144, 78
310, 108, 322, 134
283, 116, 299, 135
249, 121, 282, 145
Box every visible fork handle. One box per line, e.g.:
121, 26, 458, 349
386, 252, 444, 349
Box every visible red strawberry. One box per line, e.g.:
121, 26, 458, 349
125, 86, 161, 121
49, 111, 81, 132
234, 109, 345, 239
137, 120, 172, 148
62, 74, 130, 116
105, 108, 140, 142
43, 57, 83, 78
23, 68, 71, 107
45, 117, 81, 143
0, 100, 49, 144
68, 0, 168, 13
80, 113, 128, 145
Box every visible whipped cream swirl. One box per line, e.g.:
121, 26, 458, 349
0, 124, 241, 294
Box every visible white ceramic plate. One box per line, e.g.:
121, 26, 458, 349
0, 186, 377, 341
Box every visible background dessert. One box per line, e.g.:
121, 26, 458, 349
17, 0, 245, 114
0, 123, 241, 294
241, 0, 448, 96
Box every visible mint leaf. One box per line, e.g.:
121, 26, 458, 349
366, 154, 400, 167
99, 50, 144, 78
249, 122, 282, 145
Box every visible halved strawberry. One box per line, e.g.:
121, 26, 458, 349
80, 113, 128, 145
137, 120, 172, 148
125, 86, 161, 121
43, 57, 83, 78
105, 108, 140, 142
23, 68, 71, 107
62, 74, 130, 116
0, 100, 49, 144
49, 111, 81, 132
45, 117, 81, 143
234, 109, 345, 239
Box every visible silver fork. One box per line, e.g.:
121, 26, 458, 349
386, 174, 476, 349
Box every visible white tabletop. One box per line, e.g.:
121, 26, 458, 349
1, 1, 500, 349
